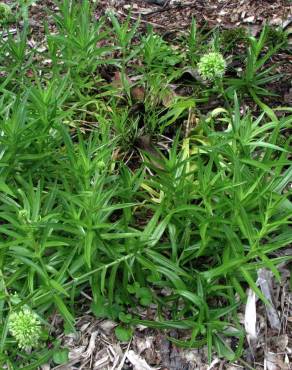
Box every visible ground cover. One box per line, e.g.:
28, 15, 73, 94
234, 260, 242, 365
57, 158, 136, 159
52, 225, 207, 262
0, 1, 291, 369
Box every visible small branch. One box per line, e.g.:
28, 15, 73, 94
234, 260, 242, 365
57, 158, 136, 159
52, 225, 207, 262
116, 9, 167, 29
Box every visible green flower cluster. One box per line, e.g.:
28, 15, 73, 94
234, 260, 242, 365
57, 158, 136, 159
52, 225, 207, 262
0, 3, 12, 23
198, 52, 226, 81
9, 309, 41, 351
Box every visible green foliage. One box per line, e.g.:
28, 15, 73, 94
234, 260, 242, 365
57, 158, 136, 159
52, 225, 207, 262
141, 29, 182, 69
53, 348, 69, 365
266, 26, 288, 47
115, 325, 133, 342
0, 0, 291, 367
127, 282, 152, 306
225, 25, 285, 102
220, 27, 247, 51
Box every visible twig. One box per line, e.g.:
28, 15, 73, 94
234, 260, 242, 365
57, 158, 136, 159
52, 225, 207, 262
115, 340, 132, 370
143, 5, 172, 16
143, 1, 204, 17
116, 9, 167, 29
0, 29, 17, 37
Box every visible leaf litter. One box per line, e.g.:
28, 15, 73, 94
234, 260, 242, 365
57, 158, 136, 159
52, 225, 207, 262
43, 266, 292, 369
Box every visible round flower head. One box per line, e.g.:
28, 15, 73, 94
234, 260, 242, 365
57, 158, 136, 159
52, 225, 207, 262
0, 3, 12, 21
198, 52, 226, 81
9, 308, 41, 351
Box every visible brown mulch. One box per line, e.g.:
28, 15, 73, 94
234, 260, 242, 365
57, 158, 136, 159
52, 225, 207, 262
95, 0, 292, 31
3, 1, 291, 40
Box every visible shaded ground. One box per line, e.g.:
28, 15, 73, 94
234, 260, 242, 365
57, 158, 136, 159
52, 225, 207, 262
96, 0, 291, 31
8, 0, 291, 109
48, 263, 292, 369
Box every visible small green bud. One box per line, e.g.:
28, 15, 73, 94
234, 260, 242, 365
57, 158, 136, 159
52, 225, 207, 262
18, 209, 28, 219
9, 308, 41, 351
198, 52, 226, 81
18, 209, 30, 224
10, 292, 21, 305
97, 160, 106, 170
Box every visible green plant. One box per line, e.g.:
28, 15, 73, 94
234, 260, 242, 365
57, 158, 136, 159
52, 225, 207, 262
108, 12, 140, 101
0, 2, 291, 367
47, 0, 112, 94
225, 25, 285, 104
266, 26, 288, 47
220, 27, 247, 52
185, 19, 216, 67
6, 25, 30, 69
53, 348, 69, 365
108, 11, 140, 69
17, 0, 38, 22
141, 28, 182, 71
115, 325, 133, 342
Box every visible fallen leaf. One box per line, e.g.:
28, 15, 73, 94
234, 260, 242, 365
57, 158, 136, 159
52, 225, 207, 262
41, 365, 50, 370
134, 335, 155, 354
26, 69, 34, 78
98, 319, 117, 334
127, 350, 158, 370
268, 334, 288, 352
181, 67, 204, 83
257, 268, 281, 331
266, 351, 289, 370
93, 354, 110, 369
131, 86, 145, 101
162, 88, 177, 107
83, 331, 98, 358
244, 15, 255, 23
206, 358, 220, 370
111, 71, 124, 88
244, 288, 257, 354
135, 135, 165, 170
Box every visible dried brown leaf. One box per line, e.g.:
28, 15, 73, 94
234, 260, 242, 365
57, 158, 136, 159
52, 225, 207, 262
127, 350, 158, 370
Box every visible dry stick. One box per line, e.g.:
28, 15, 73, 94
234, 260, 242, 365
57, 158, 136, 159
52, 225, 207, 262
142, 0, 168, 6
143, 1, 204, 16
116, 9, 167, 29
0, 29, 17, 37
116, 341, 132, 370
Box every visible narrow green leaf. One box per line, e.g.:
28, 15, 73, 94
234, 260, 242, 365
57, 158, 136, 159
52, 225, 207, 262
240, 267, 269, 305
54, 296, 75, 333
0, 181, 14, 196
84, 230, 94, 268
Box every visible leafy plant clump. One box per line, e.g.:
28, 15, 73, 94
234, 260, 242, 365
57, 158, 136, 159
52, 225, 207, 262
0, 0, 291, 368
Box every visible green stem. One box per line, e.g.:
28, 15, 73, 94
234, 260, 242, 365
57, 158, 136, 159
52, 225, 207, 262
217, 79, 231, 114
